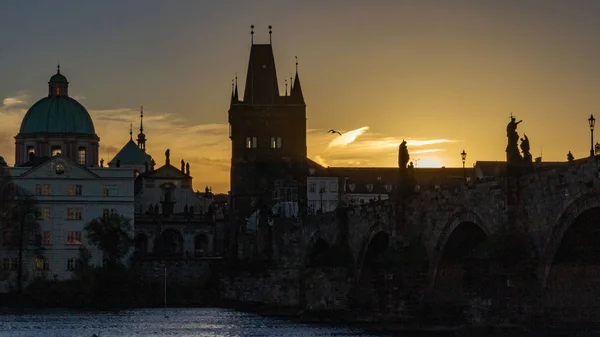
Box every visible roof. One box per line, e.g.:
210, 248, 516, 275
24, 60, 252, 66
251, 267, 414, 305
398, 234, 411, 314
328, 166, 475, 189
19, 96, 95, 135
49, 72, 68, 84
141, 163, 191, 179
242, 44, 280, 105
109, 139, 151, 166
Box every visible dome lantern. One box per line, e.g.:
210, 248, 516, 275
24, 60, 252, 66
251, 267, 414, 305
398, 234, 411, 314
48, 64, 69, 97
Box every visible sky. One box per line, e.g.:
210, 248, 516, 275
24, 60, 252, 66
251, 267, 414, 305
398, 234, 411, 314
2, 0, 600, 193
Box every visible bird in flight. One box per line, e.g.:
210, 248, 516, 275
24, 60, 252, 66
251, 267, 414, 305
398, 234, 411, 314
328, 129, 342, 136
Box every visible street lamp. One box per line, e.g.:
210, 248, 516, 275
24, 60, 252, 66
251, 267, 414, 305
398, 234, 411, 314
461, 150, 467, 181
589, 114, 596, 157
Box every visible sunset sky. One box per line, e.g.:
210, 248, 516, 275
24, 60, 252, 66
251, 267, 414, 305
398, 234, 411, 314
1, 1, 600, 192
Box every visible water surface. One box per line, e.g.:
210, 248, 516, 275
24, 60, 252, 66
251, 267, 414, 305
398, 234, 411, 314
0, 307, 382, 337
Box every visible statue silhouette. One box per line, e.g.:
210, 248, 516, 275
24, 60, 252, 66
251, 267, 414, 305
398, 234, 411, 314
398, 140, 410, 169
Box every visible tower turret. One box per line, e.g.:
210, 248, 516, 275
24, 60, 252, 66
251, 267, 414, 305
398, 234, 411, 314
137, 106, 147, 151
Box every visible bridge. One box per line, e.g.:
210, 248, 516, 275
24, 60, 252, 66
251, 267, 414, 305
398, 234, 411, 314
225, 156, 600, 322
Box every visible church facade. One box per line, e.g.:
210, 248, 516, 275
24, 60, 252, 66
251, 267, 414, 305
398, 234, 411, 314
0, 68, 136, 291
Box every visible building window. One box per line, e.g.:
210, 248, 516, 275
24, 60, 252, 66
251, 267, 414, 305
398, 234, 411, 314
245, 136, 257, 148
27, 146, 35, 155
67, 184, 82, 196
330, 182, 337, 193
56, 88, 60, 95
67, 208, 83, 220
103, 208, 118, 218
37, 207, 50, 220
35, 184, 51, 196
67, 258, 76, 271
42, 231, 51, 245
102, 185, 118, 196
308, 201, 316, 214
66, 231, 82, 245
77, 147, 86, 165
51, 146, 62, 156
319, 182, 326, 193
270, 137, 282, 149
309, 183, 316, 193
35, 258, 49, 271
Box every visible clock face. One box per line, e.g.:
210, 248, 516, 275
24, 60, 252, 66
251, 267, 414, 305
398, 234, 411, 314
55, 164, 65, 175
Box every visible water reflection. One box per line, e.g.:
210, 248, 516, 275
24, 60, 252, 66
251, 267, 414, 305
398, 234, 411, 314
0, 307, 379, 337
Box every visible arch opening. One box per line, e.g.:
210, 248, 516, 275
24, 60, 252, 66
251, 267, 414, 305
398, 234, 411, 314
134, 233, 148, 255
355, 231, 390, 312
432, 221, 487, 304
544, 207, 600, 318
194, 234, 209, 257
153, 228, 184, 257
307, 238, 330, 267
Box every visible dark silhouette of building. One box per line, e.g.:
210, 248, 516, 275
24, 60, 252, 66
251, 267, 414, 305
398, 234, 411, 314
228, 27, 307, 247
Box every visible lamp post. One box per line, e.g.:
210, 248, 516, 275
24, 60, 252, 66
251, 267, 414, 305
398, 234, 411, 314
589, 114, 596, 157
461, 150, 467, 182
319, 187, 324, 213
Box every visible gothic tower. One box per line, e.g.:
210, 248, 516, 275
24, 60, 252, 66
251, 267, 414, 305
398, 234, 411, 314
228, 26, 307, 242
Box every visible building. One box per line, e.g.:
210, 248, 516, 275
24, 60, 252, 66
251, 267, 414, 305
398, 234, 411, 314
0, 67, 136, 291
108, 106, 153, 175
307, 167, 339, 214
132, 151, 216, 258
228, 27, 307, 236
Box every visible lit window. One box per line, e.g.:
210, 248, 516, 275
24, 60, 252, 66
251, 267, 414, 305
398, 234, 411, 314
36, 184, 51, 196
56, 88, 60, 95
67, 184, 82, 196
35, 258, 49, 271
246, 136, 258, 149
270, 136, 282, 149
37, 207, 50, 220
66, 231, 82, 245
66, 208, 83, 220
51, 146, 62, 156
42, 231, 51, 245
78, 147, 86, 165
27, 146, 35, 155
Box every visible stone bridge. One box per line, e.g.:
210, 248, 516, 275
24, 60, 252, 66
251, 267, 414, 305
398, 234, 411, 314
228, 157, 600, 320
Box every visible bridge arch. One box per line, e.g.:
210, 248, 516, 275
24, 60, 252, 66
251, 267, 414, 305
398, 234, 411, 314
428, 211, 488, 291
355, 221, 387, 279
541, 192, 600, 288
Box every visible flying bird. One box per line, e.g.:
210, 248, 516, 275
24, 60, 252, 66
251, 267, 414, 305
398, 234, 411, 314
328, 129, 342, 136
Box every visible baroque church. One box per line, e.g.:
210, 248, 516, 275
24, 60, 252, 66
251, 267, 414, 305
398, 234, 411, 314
0, 66, 216, 292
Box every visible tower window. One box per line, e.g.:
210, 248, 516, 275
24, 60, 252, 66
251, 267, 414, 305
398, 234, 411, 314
270, 137, 282, 149
51, 146, 62, 156
27, 146, 35, 155
56, 88, 60, 95
246, 136, 257, 149
78, 147, 86, 165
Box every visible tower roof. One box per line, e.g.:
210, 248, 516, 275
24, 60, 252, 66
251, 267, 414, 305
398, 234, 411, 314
109, 139, 151, 167
243, 44, 280, 105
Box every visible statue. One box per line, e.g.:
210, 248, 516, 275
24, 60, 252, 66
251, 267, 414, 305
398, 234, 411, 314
100, 158, 104, 167
186, 162, 190, 175
506, 115, 523, 165
567, 151, 575, 162
398, 140, 410, 169
520, 134, 532, 163
165, 149, 170, 161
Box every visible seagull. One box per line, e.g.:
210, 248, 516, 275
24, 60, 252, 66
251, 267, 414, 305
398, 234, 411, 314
327, 129, 342, 136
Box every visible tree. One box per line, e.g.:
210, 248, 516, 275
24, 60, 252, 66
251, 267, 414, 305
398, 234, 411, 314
84, 214, 133, 267
0, 165, 42, 295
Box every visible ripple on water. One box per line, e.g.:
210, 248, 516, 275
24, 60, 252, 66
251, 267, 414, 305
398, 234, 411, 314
0, 307, 381, 337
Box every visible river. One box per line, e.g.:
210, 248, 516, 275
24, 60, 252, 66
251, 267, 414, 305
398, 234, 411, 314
0, 307, 386, 337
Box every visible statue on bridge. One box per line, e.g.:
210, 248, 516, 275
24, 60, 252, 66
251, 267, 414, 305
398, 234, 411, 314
520, 134, 532, 163
506, 115, 523, 165
398, 140, 410, 169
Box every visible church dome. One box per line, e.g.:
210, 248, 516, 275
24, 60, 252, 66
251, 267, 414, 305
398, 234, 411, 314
109, 139, 151, 167
18, 67, 96, 135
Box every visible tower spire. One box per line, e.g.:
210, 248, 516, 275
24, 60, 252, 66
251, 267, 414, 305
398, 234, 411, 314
285, 79, 288, 96
129, 123, 133, 140
295, 56, 298, 74
234, 73, 239, 101
137, 106, 147, 151
250, 25, 254, 45
57, 63, 60, 74
269, 25, 272, 44
291, 56, 305, 104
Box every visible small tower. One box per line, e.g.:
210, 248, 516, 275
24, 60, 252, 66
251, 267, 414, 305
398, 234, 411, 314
137, 106, 147, 151
49, 64, 69, 97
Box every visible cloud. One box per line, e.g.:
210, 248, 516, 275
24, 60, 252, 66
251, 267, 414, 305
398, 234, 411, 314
1, 94, 29, 110
328, 126, 369, 148
308, 127, 457, 168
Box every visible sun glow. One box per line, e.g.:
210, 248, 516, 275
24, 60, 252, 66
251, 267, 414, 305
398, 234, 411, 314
414, 157, 444, 168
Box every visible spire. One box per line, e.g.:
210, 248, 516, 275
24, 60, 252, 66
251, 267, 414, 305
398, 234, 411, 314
234, 73, 239, 101
290, 56, 305, 104
242, 32, 280, 105
269, 25, 272, 44
230, 78, 235, 104
250, 25, 254, 45
137, 106, 147, 151
285, 79, 288, 96
129, 123, 133, 140
57, 63, 60, 74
